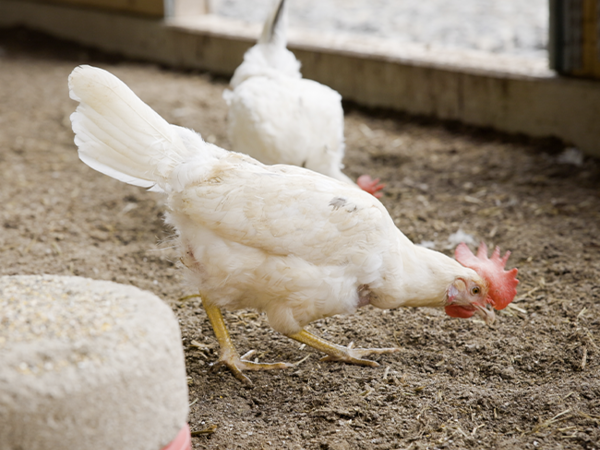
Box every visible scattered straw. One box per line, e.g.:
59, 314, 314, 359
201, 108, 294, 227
191, 424, 218, 436
515, 286, 540, 302
177, 294, 201, 302
506, 303, 527, 314
532, 409, 572, 434
382, 366, 390, 380
471, 424, 485, 436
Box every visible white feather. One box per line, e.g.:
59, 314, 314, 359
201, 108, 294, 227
69, 65, 222, 192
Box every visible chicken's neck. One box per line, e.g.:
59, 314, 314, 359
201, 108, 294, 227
230, 44, 300, 88
369, 237, 477, 311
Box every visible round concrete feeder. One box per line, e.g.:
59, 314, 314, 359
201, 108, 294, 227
0, 275, 191, 450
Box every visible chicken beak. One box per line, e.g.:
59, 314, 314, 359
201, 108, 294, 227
474, 303, 496, 326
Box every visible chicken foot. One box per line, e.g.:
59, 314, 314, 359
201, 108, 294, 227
202, 299, 294, 383
288, 329, 400, 367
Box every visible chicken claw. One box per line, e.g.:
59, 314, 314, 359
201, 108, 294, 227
288, 329, 400, 367
210, 349, 294, 384
202, 299, 295, 383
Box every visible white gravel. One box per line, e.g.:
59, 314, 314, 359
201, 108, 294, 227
213, 0, 548, 59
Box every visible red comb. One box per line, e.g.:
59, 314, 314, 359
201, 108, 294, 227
454, 242, 519, 310
357, 175, 385, 198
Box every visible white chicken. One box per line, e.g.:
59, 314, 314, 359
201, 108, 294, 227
223, 0, 384, 197
69, 65, 519, 383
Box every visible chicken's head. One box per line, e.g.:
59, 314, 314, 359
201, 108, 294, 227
445, 242, 519, 324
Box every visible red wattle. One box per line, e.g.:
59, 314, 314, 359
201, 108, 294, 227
445, 305, 476, 319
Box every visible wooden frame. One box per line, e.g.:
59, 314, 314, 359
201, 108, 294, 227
32, 0, 165, 17
550, 0, 600, 78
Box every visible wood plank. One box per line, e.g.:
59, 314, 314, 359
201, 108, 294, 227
33, 0, 164, 17
572, 0, 600, 78
581, 0, 600, 77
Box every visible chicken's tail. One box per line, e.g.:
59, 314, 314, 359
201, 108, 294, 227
258, 0, 287, 47
69, 65, 209, 192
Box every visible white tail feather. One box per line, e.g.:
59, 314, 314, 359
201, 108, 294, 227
228, 0, 300, 88
259, 0, 287, 47
69, 65, 199, 191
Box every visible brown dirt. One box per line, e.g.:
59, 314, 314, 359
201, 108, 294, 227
1, 29, 599, 450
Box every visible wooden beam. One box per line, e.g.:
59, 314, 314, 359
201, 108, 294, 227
32, 0, 164, 17
550, 0, 600, 78
580, 0, 600, 77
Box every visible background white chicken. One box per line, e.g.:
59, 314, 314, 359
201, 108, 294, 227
223, 0, 384, 197
69, 65, 519, 383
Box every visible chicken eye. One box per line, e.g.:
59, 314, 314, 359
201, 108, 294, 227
471, 286, 481, 295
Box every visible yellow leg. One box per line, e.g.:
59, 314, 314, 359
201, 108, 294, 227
201, 298, 294, 383
287, 329, 400, 367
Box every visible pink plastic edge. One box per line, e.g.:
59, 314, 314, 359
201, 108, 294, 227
161, 424, 192, 450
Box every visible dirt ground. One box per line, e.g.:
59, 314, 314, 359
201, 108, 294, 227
1, 29, 599, 450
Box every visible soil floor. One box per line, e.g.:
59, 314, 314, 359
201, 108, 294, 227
1, 30, 599, 450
